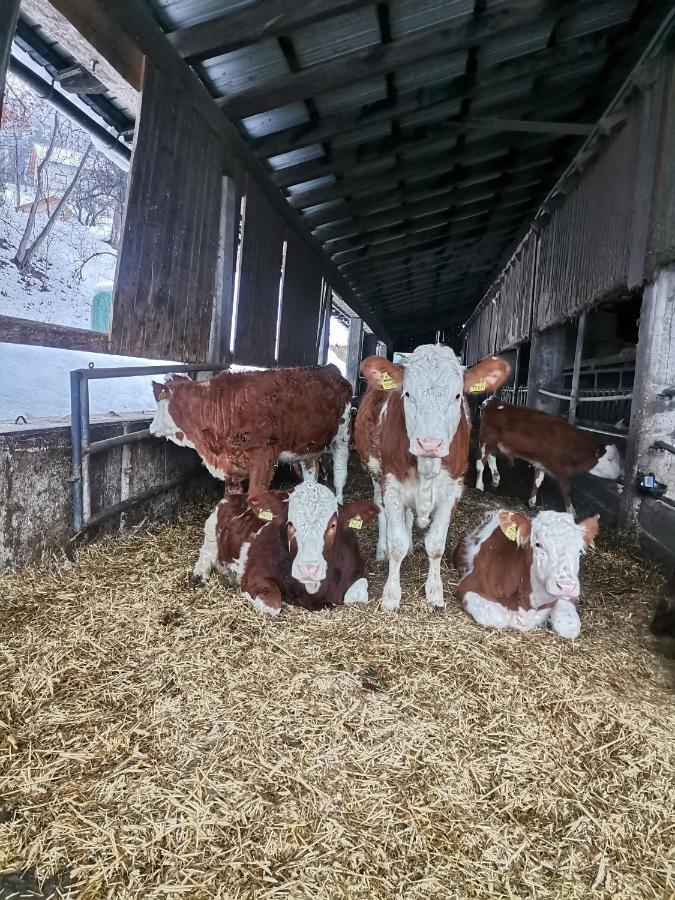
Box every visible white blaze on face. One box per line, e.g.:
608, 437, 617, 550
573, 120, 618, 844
589, 443, 622, 480
401, 344, 465, 458
149, 396, 193, 449
529, 511, 588, 600
287, 482, 338, 594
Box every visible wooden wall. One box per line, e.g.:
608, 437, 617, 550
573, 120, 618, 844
110, 61, 225, 361
276, 229, 325, 366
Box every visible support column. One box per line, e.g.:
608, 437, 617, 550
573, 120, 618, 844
345, 316, 363, 394
527, 323, 568, 415
618, 267, 675, 529
568, 310, 587, 425
0, 1, 21, 122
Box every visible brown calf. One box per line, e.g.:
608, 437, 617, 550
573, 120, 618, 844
150, 365, 352, 499
454, 509, 599, 639
476, 397, 622, 514
192, 481, 379, 615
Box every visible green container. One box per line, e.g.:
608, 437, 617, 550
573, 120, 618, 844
90, 281, 113, 333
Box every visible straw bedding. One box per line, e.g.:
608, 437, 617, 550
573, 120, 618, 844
1, 458, 674, 899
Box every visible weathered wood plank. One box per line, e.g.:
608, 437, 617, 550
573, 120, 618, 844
277, 230, 324, 366
0, 0, 20, 123
0, 315, 108, 352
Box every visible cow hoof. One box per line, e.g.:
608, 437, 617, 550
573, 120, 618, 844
344, 578, 369, 605
380, 594, 400, 613
476, 482, 484, 492
492, 477, 500, 488
190, 572, 207, 588
247, 595, 281, 617
528, 497, 537, 508
375, 546, 387, 561
427, 597, 446, 610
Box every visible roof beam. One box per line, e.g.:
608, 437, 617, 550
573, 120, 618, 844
251, 34, 605, 158
216, 2, 561, 118
167, 0, 375, 62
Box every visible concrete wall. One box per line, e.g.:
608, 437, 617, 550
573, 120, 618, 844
0, 416, 219, 569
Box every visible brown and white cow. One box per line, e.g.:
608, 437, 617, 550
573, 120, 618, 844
150, 365, 352, 499
192, 481, 379, 615
476, 397, 622, 515
454, 509, 599, 639
354, 345, 510, 611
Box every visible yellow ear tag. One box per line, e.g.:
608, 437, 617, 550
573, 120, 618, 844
158, 389, 168, 401
380, 372, 398, 391
258, 509, 273, 522
348, 514, 363, 530
469, 378, 487, 394
504, 523, 518, 542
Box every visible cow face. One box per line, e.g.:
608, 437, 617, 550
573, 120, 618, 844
149, 377, 193, 448
500, 510, 599, 599
287, 482, 378, 593
589, 443, 622, 480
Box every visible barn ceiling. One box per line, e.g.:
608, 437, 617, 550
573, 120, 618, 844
14, 0, 675, 341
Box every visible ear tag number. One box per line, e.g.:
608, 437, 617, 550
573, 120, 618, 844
380, 372, 398, 390
158, 389, 168, 401
348, 515, 363, 530
469, 378, 487, 393
258, 509, 273, 521
504, 523, 518, 542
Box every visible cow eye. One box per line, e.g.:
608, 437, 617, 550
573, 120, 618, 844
329, 521, 337, 530
455, 393, 461, 400
534, 541, 542, 549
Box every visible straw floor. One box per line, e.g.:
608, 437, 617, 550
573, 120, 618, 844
1, 458, 674, 899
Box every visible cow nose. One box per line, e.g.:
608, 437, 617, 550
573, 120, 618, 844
297, 563, 322, 582
415, 437, 443, 455
554, 578, 579, 598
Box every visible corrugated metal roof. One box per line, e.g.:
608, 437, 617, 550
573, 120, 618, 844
396, 53, 467, 93
267, 144, 326, 171
201, 40, 289, 95
292, 8, 381, 68
152, 0, 257, 30
389, 0, 474, 39
241, 103, 310, 139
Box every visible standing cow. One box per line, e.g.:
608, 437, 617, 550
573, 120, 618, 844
354, 345, 510, 611
454, 509, 599, 639
192, 481, 379, 615
476, 397, 622, 514
150, 365, 352, 500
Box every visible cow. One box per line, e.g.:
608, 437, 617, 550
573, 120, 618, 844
191, 481, 379, 616
453, 509, 600, 639
354, 344, 510, 612
651, 571, 675, 638
476, 397, 622, 515
150, 365, 352, 500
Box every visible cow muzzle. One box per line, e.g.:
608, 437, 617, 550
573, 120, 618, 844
293, 561, 326, 593
414, 436, 446, 457
548, 577, 580, 599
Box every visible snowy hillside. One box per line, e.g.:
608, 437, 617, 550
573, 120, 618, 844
0, 196, 117, 328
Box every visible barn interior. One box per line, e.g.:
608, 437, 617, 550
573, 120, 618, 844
1, 1, 675, 897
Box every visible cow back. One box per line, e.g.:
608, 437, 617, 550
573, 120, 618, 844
455, 517, 533, 610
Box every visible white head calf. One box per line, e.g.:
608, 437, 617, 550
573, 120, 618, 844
362, 346, 510, 458
500, 509, 599, 600
589, 443, 622, 480
150, 377, 193, 448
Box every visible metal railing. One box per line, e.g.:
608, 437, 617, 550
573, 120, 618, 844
499, 385, 528, 406
538, 387, 633, 429
70, 363, 226, 534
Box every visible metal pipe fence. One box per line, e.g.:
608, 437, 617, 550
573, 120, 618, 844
70, 363, 227, 534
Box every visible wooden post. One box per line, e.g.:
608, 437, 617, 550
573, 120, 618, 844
512, 345, 521, 389
318, 283, 331, 365
568, 310, 587, 425
346, 316, 363, 394
0, 0, 21, 123
209, 175, 237, 363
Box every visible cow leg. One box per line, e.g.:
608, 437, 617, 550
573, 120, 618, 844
344, 577, 369, 605
463, 591, 512, 629
192, 508, 218, 585
373, 478, 387, 561
423, 476, 461, 608
529, 467, 545, 508
248, 455, 276, 495
556, 475, 575, 517
405, 508, 414, 552
331, 402, 351, 504
299, 458, 319, 482
487, 452, 500, 488
381, 481, 409, 612
241, 574, 282, 617
550, 599, 581, 640
475, 443, 487, 491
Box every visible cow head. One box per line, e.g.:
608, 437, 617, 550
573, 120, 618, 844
589, 443, 622, 481
362, 346, 510, 458
499, 510, 599, 600
287, 482, 378, 593
149, 376, 193, 447
247, 490, 289, 525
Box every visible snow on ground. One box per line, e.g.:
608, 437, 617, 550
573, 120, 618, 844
0, 197, 117, 329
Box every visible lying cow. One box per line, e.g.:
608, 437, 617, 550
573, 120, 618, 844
192, 481, 379, 615
150, 365, 352, 499
454, 509, 599, 639
354, 345, 510, 611
476, 397, 622, 514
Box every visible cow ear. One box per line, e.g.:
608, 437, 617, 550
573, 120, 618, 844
152, 381, 168, 401
498, 510, 531, 546
464, 356, 511, 394
248, 491, 288, 523
339, 500, 380, 529
360, 356, 404, 392
580, 514, 600, 547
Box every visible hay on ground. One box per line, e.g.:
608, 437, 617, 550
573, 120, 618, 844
0, 460, 674, 899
